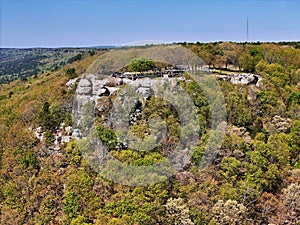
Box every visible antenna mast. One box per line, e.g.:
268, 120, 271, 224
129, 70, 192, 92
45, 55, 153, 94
246, 16, 249, 43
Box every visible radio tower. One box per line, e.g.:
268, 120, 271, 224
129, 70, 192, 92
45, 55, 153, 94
246, 16, 249, 43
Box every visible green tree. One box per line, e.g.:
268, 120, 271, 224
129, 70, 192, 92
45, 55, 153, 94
63, 191, 79, 222
217, 157, 243, 184
239, 45, 263, 73
226, 91, 251, 127
127, 58, 154, 73
39, 102, 66, 131
66, 68, 77, 79
96, 125, 117, 150
64, 140, 82, 166
21, 151, 39, 169
70, 216, 92, 225
245, 133, 291, 191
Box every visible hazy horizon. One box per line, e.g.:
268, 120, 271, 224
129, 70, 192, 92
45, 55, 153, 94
1, 41, 300, 49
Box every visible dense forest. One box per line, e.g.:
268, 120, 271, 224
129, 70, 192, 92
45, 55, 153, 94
0, 42, 299, 225
0, 48, 97, 84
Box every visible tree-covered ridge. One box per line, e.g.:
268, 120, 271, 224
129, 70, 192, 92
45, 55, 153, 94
181, 42, 300, 73
0, 48, 97, 84
0, 43, 299, 224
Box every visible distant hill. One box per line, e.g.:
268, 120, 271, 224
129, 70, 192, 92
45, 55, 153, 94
91, 46, 117, 49
0, 48, 99, 84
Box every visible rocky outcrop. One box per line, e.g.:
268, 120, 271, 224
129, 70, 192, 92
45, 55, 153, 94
68, 74, 185, 104
30, 123, 76, 154
66, 77, 80, 89
217, 73, 262, 86
95, 87, 110, 97
70, 74, 190, 147
136, 87, 153, 99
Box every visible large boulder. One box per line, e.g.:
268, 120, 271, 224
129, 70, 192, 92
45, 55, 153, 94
72, 129, 82, 140
130, 77, 153, 88
106, 87, 120, 95
122, 78, 133, 85
95, 96, 112, 114
136, 87, 153, 99
66, 77, 79, 89
230, 73, 260, 85
76, 79, 92, 95
94, 87, 110, 97
217, 73, 262, 86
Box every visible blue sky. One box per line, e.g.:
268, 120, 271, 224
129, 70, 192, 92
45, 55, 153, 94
1, 0, 299, 47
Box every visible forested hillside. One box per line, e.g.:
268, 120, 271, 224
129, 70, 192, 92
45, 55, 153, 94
0, 48, 97, 84
0, 42, 299, 225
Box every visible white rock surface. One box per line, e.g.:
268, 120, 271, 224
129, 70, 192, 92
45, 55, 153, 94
217, 73, 262, 85
66, 78, 79, 89
72, 129, 82, 140
65, 126, 73, 135
136, 87, 153, 99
